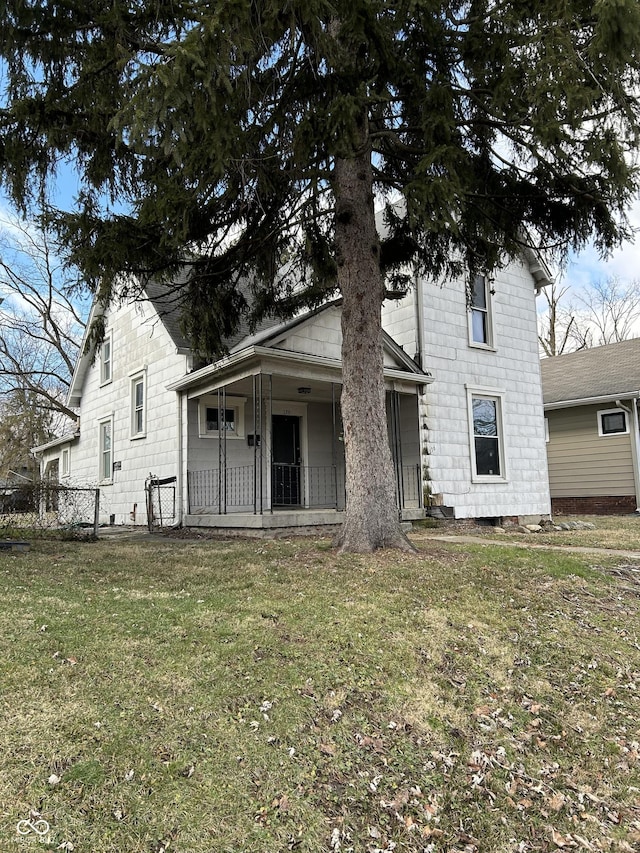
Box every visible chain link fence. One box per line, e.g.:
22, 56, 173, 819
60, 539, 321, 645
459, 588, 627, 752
145, 475, 177, 531
0, 483, 99, 538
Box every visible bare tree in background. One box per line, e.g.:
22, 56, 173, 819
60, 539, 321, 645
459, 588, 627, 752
0, 214, 88, 431
539, 275, 640, 356
572, 276, 640, 347
538, 282, 583, 357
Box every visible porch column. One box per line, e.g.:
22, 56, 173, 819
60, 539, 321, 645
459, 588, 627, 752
331, 382, 339, 510
217, 387, 227, 514
389, 390, 405, 513
265, 374, 273, 513
252, 373, 264, 515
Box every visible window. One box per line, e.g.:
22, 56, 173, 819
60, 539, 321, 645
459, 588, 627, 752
598, 408, 628, 436
198, 395, 246, 438
100, 331, 113, 385
206, 406, 236, 432
61, 448, 70, 478
469, 274, 494, 348
99, 418, 113, 482
131, 373, 146, 438
467, 389, 506, 480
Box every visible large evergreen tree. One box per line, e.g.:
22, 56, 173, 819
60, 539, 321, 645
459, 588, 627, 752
2, 1, 640, 550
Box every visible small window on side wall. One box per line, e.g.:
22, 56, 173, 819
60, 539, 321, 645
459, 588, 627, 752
100, 331, 113, 385
99, 417, 113, 482
598, 408, 628, 436
469, 274, 494, 348
130, 373, 146, 438
61, 447, 70, 477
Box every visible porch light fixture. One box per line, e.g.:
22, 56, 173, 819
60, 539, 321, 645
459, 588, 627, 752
297, 386, 311, 394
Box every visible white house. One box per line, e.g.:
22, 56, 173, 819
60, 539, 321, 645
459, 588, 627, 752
382, 250, 553, 522
35, 289, 429, 530
34, 250, 553, 530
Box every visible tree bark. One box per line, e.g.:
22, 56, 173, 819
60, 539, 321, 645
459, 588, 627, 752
333, 146, 414, 553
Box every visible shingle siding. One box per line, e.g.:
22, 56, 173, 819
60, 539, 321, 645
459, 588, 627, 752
383, 257, 551, 520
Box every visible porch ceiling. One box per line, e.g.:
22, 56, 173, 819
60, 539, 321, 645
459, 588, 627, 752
197, 373, 340, 404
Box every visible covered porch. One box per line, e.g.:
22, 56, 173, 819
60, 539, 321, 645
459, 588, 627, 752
169, 306, 430, 531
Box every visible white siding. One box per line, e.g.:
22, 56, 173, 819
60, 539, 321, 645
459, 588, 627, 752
66, 299, 188, 525
383, 259, 551, 519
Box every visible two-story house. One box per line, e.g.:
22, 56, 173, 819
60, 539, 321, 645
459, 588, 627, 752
34, 252, 553, 531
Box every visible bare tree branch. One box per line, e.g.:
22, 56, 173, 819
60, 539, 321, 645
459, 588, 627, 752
0, 213, 89, 432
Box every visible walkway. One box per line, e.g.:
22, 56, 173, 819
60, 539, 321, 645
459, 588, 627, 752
412, 532, 640, 561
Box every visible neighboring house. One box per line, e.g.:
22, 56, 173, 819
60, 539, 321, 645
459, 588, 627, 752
541, 338, 640, 515
382, 251, 553, 521
33, 247, 553, 531
34, 288, 428, 530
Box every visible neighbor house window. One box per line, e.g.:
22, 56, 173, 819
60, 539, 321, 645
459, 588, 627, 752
598, 408, 628, 436
100, 331, 113, 385
467, 389, 506, 480
99, 417, 113, 482
130, 372, 146, 438
198, 395, 246, 438
469, 274, 494, 348
61, 448, 70, 478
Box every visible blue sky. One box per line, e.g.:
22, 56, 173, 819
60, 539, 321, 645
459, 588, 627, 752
3, 161, 639, 304
555, 196, 640, 294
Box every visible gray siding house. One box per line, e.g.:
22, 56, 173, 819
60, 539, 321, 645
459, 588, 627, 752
541, 338, 640, 514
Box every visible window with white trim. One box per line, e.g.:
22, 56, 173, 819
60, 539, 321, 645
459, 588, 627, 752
198, 395, 246, 438
61, 447, 70, 477
99, 417, 113, 482
469, 274, 494, 348
468, 390, 506, 480
131, 373, 146, 438
598, 408, 628, 436
100, 331, 113, 385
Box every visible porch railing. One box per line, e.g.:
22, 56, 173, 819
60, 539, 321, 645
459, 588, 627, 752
188, 464, 421, 514
401, 464, 423, 508
187, 465, 345, 513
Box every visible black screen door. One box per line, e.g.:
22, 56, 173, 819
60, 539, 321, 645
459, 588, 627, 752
272, 415, 301, 506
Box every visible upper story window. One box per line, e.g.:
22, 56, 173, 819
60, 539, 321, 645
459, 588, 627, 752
469, 274, 495, 349
598, 408, 628, 437
100, 331, 113, 385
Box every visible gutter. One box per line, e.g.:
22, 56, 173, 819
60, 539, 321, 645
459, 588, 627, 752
544, 392, 640, 411
168, 345, 434, 394
614, 395, 640, 513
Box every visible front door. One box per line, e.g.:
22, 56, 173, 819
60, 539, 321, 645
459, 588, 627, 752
272, 415, 301, 506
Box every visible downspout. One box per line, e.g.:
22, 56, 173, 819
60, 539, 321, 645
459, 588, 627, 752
615, 396, 640, 512
414, 265, 428, 508
414, 265, 425, 369
176, 391, 184, 526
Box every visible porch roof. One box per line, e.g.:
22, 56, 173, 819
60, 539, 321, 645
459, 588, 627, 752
168, 343, 432, 399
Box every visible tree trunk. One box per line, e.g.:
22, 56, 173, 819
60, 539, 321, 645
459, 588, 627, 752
333, 148, 413, 553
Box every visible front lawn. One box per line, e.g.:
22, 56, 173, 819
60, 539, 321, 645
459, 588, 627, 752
1, 535, 638, 852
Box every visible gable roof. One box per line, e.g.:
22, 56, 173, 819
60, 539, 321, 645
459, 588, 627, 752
541, 337, 640, 407
169, 300, 430, 394
144, 281, 192, 352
